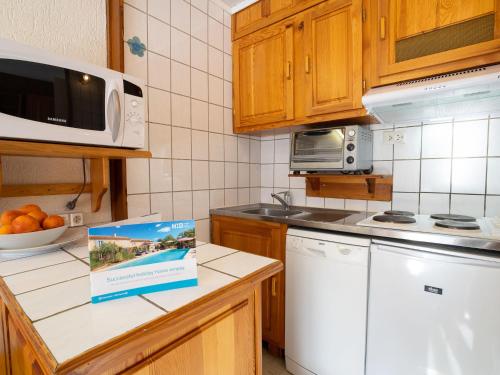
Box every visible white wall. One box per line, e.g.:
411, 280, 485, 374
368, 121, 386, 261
123, 0, 261, 242
0, 0, 111, 224
260, 118, 500, 218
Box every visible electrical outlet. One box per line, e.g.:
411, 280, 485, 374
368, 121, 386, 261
59, 214, 70, 226
69, 212, 84, 227
383, 130, 406, 144
393, 130, 406, 144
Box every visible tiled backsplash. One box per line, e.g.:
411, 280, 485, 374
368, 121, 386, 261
123, 0, 260, 242
260, 118, 500, 218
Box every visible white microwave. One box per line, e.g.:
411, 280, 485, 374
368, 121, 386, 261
0, 38, 145, 148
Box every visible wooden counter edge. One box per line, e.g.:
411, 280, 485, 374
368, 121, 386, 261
0, 278, 58, 374
56, 259, 283, 373
0, 259, 282, 374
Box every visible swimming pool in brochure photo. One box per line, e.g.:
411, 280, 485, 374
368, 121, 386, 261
109, 248, 190, 270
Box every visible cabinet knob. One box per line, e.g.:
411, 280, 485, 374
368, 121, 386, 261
298, 21, 304, 31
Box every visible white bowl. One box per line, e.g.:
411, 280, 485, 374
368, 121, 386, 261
0, 226, 68, 250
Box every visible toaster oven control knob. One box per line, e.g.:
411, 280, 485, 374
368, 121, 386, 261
131, 100, 138, 107
348, 129, 356, 137
346, 156, 355, 164
346, 143, 355, 151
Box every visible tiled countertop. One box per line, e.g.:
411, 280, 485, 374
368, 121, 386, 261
0, 236, 278, 364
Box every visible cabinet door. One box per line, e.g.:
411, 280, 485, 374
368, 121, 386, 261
371, 0, 500, 85
233, 20, 295, 129
211, 216, 286, 349
7, 318, 45, 375
303, 0, 363, 116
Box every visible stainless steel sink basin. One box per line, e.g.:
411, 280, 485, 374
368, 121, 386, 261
242, 208, 304, 217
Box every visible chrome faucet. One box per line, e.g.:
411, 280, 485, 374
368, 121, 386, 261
271, 191, 291, 211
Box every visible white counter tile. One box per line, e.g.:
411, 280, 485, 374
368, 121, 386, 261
204, 251, 276, 278
64, 243, 89, 259
17, 276, 90, 321
144, 266, 237, 311
196, 243, 238, 264
33, 297, 164, 363
0, 250, 74, 277
5, 260, 89, 295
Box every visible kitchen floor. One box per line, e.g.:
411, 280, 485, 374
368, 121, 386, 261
263, 349, 290, 375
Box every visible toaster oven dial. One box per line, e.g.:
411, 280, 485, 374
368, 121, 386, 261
348, 129, 356, 137
346, 143, 355, 151
346, 156, 355, 164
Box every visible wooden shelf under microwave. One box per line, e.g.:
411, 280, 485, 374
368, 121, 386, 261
0, 140, 152, 212
289, 173, 393, 201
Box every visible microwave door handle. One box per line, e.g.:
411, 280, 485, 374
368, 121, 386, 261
107, 89, 121, 142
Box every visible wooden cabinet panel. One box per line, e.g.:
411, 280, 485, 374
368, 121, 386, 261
438, 0, 495, 28
396, 0, 438, 39
234, 2, 265, 34
304, 0, 362, 116
7, 318, 45, 375
211, 216, 287, 350
369, 0, 500, 85
233, 20, 295, 129
129, 300, 256, 374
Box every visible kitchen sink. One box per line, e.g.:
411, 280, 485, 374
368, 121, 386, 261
242, 208, 304, 217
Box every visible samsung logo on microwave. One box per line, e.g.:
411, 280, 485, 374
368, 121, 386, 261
47, 117, 67, 123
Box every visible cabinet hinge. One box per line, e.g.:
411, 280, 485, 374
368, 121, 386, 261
362, 7, 366, 22
362, 79, 366, 91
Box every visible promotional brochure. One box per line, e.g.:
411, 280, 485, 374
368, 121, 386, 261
89, 220, 197, 303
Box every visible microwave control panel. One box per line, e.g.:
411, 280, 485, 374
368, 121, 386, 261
122, 79, 145, 149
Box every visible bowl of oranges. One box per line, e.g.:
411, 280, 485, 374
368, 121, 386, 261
0, 204, 67, 250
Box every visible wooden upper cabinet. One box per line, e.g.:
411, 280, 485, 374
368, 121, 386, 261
303, 0, 362, 116
369, 0, 500, 85
233, 19, 295, 129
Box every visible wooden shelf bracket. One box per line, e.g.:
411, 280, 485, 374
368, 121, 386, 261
0, 140, 151, 213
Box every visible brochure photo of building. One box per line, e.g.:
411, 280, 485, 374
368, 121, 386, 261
88, 221, 196, 272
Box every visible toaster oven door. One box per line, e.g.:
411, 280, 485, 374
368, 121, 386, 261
291, 128, 344, 170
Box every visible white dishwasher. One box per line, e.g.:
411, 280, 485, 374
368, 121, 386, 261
285, 228, 370, 375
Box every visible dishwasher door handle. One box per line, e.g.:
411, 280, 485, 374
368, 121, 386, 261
306, 247, 327, 257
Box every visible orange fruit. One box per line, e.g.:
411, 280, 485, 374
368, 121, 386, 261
0, 225, 12, 235
0, 210, 24, 225
18, 204, 42, 214
42, 215, 65, 230
11, 215, 41, 234
28, 210, 48, 225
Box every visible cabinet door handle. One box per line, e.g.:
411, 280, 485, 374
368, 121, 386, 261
305, 55, 311, 74
271, 277, 277, 296
286, 61, 292, 79
380, 16, 386, 40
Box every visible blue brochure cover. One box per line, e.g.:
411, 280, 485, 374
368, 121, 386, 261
88, 220, 197, 303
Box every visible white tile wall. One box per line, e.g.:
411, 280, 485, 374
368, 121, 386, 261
259, 118, 500, 217
124, 1, 257, 242
126, 1, 500, 224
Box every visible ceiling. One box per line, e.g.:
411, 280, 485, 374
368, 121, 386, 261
216, 0, 257, 14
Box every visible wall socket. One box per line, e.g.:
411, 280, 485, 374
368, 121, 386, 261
69, 212, 84, 227
383, 130, 406, 144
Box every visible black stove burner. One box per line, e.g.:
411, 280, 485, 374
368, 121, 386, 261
373, 215, 416, 224
430, 214, 476, 222
435, 220, 480, 230
384, 210, 415, 217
